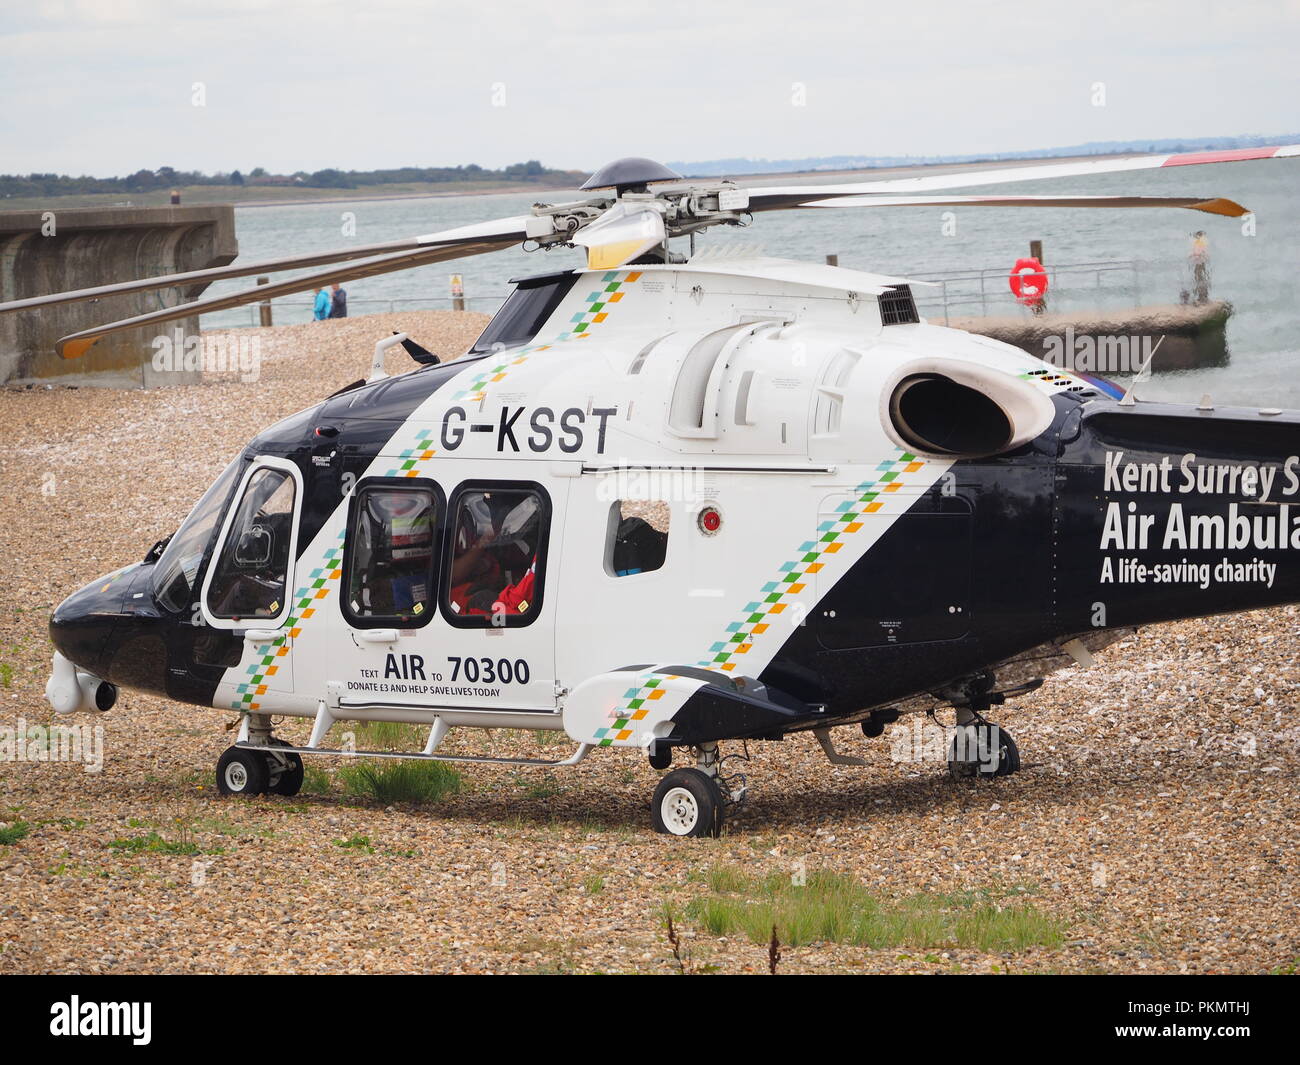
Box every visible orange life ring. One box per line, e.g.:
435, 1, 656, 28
1009, 257, 1049, 305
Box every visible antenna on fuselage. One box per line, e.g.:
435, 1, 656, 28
395, 332, 439, 366
369, 333, 407, 382
368, 331, 440, 383
1119, 336, 1165, 406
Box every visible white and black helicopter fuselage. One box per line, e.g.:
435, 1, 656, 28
31, 153, 1300, 836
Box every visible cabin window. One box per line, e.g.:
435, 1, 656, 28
605, 501, 670, 576
443, 484, 549, 627
206, 467, 297, 621
344, 483, 441, 626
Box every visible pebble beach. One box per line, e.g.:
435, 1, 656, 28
0, 311, 1297, 974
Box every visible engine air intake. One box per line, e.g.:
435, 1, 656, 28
888, 373, 1013, 456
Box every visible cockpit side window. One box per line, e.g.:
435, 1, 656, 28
468, 271, 579, 354
206, 466, 298, 621
153, 457, 246, 613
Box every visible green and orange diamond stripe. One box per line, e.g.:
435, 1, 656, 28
229, 529, 347, 712
696, 451, 927, 674
592, 674, 673, 746
384, 430, 439, 478
599, 451, 930, 737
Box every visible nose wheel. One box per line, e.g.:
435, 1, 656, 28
216, 746, 269, 796
215, 741, 304, 797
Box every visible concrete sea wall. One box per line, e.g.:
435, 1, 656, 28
0, 205, 237, 387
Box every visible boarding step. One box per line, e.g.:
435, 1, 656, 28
236, 699, 588, 768
235, 741, 591, 768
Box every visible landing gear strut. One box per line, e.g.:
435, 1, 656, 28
941, 675, 1025, 779
651, 743, 725, 837
266, 737, 305, 796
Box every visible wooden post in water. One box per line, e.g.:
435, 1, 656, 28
1029, 240, 1046, 316
257, 276, 272, 327
825, 254, 839, 267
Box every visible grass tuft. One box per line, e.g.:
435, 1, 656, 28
339, 759, 461, 805
522, 774, 563, 800
0, 821, 30, 845
107, 831, 201, 856
301, 763, 335, 795
686, 866, 1064, 953
352, 720, 425, 750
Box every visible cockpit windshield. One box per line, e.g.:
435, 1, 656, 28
152, 457, 246, 613
468, 271, 579, 354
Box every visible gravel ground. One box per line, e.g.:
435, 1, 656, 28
0, 311, 1297, 974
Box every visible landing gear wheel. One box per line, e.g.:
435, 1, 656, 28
948, 724, 1020, 779
652, 768, 723, 838
216, 746, 270, 797
265, 738, 304, 797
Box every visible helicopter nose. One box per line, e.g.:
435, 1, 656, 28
49, 565, 140, 674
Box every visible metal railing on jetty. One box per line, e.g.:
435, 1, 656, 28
214, 294, 507, 328
912, 260, 1143, 325
206, 258, 1159, 329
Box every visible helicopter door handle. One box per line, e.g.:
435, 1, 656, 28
243, 629, 283, 645
357, 629, 399, 644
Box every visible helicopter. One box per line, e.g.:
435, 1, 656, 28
10, 147, 1300, 837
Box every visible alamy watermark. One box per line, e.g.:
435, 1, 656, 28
1042, 327, 1164, 375
594, 466, 705, 504
890, 719, 1001, 772
0, 718, 103, 773
151, 328, 261, 383
50, 996, 150, 1045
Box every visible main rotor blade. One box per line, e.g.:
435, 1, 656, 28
56, 238, 515, 359
801, 193, 1250, 216
745, 143, 1300, 208
1, 215, 529, 316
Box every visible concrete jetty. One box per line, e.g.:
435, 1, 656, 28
951, 301, 1232, 377
0, 205, 237, 387
950, 302, 1232, 374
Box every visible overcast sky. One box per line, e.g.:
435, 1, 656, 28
1, 0, 1297, 176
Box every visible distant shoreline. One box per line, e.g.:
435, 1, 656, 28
233, 151, 1175, 209
227, 152, 1174, 209
0, 179, 576, 213
0, 150, 1184, 214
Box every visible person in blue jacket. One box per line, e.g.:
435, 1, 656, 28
311, 288, 331, 321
